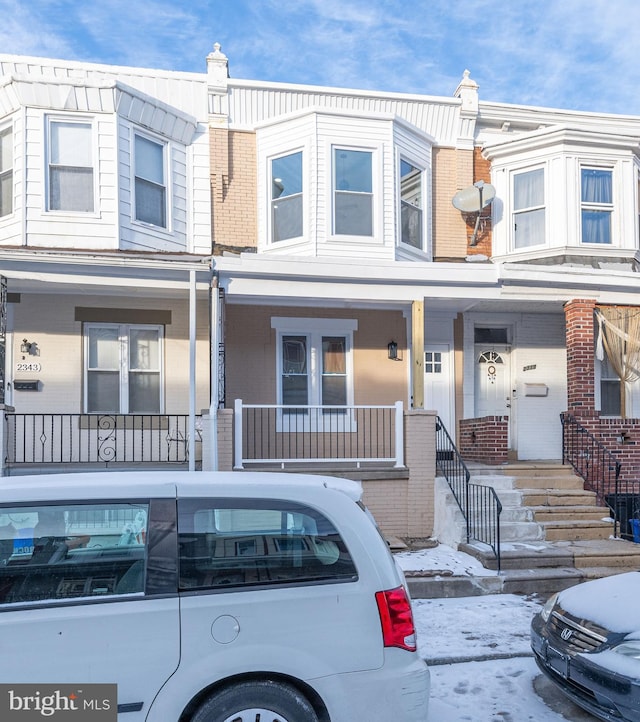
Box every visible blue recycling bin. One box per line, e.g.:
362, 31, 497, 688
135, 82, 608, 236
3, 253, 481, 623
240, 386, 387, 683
631, 518, 640, 543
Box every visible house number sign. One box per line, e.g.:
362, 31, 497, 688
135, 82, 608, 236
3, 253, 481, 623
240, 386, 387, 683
16, 362, 41, 372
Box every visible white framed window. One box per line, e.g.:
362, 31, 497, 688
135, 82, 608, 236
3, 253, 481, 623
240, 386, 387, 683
270, 150, 303, 242
581, 167, 613, 244
0, 126, 12, 218
513, 167, 545, 248
84, 324, 163, 413
134, 134, 167, 228
48, 119, 94, 213
400, 159, 423, 249
333, 147, 373, 236
599, 353, 622, 416
272, 317, 357, 430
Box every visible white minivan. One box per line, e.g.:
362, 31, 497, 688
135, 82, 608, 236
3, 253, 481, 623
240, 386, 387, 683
0, 471, 429, 721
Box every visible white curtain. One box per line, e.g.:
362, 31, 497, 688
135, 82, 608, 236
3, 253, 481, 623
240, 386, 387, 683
513, 168, 544, 248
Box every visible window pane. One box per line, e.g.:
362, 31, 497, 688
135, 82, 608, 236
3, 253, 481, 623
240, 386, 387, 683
401, 201, 422, 248
335, 192, 373, 235
322, 376, 346, 405
282, 375, 308, 406
129, 329, 159, 371
582, 210, 611, 244
0, 128, 12, 172
87, 371, 120, 412
178, 498, 358, 590
514, 168, 544, 210
129, 373, 160, 413
135, 136, 164, 184
51, 122, 91, 166
282, 336, 307, 374
601, 380, 621, 416
0, 171, 11, 217
50, 167, 94, 212
322, 337, 346, 374
335, 150, 372, 192
272, 194, 302, 241
88, 327, 119, 369
272, 152, 302, 199
581, 168, 612, 203
514, 208, 545, 248
135, 178, 166, 227
0, 503, 148, 604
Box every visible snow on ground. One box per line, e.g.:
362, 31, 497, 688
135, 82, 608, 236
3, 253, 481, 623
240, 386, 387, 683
397, 544, 596, 721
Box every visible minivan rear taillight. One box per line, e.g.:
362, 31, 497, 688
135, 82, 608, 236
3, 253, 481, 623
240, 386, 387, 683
375, 586, 417, 652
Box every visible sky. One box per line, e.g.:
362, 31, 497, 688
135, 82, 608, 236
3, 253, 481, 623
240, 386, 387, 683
1, 0, 640, 117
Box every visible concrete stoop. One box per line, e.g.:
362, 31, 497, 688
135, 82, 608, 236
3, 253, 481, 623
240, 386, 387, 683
421, 462, 640, 599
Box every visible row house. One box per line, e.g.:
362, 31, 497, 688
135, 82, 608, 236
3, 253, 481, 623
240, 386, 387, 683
3, 46, 640, 543
0, 54, 213, 471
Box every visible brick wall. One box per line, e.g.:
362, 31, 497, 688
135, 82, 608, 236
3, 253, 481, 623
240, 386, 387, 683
458, 416, 509, 465
564, 299, 597, 413
466, 147, 492, 257
432, 148, 471, 260
210, 128, 257, 252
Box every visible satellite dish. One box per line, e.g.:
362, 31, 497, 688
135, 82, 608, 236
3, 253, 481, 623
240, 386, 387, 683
452, 180, 496, 213
452, 180, 495, 247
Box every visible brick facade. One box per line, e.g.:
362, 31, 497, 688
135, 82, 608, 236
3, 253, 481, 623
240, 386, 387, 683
564, 298, 597, 413
458, 416, 509, 465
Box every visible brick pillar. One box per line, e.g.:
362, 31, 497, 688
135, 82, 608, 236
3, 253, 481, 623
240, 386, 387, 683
404, 410, 436, 537
564, 299, 597, 415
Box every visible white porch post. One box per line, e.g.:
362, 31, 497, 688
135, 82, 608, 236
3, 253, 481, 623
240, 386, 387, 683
394, 400, 404, 468
209, 280, 220, 470
234, 398, 244, 469
188, 270, 196, 470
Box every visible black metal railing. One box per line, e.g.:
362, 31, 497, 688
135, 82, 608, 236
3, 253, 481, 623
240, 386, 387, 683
4, 413, 202, 467
436, 416, 502, 571
560, 412, 631, 538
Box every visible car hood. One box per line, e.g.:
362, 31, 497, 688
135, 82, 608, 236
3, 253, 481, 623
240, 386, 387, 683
557, 571, 640, 634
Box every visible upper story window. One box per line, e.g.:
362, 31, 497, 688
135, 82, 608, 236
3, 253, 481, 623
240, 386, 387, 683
400, 160, 423, 248
271, 151, 303, 242
333, 148, 372, 236
581, 167, 612, 244
85, 323, 163, 413
0, 127, 12, 218
48, 120, 94, 213
513, 167, 545, 248
134, 134, 166, 228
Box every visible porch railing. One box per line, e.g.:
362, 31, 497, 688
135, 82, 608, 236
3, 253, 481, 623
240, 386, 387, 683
234, 400, 404, 469
436, 416, 502, 572
3, 413, 201, 469
560, 412, 628, 538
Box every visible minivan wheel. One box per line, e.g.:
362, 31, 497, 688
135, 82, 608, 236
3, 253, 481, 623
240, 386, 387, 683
191, 680, 320, 722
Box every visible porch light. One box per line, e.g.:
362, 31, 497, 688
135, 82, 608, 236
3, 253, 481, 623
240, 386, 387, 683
20, 339, 37, 355
387, 341, 399, 360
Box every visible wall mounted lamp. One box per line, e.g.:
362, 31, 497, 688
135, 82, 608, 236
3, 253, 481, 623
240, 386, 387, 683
387, 341, 399, 361
616, 431, 630, 444
20, 339, 38, 356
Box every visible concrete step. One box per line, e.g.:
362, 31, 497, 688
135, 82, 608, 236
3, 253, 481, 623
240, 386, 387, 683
522, 489, 597, 506
531, 505, 611, 522
513, 475, 585, 490
540, 519, 615, 542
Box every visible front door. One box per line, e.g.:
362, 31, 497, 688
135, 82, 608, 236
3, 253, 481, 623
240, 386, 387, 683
475, 347, 512, 444
425, 345, 453, 437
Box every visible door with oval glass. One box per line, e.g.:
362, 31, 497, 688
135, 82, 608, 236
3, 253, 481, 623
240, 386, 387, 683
475, 346, 512, 444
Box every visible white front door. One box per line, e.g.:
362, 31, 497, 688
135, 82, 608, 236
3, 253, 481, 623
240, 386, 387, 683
475, 347, 512, 427
425, 345, 453, 436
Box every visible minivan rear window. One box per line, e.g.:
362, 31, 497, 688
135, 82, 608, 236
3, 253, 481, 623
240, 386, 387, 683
177, 498, 358, 591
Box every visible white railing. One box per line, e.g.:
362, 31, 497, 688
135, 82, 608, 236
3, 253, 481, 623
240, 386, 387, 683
234, 400, 404, 469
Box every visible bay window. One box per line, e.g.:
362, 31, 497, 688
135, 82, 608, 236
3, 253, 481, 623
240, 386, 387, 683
85, 324, 163, 413
271, 151, 303, 241
0, 127, 12, 217
48, 120, 94, 212
513, 167, 545, 248
581, 167, 612, 244
333, 148, 372, 236
134, 134, 166, 228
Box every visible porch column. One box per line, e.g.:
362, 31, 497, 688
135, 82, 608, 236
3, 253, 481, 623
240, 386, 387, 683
564, 299, 597, 415
411, 300, 425, 408
404, 409, 436, 536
